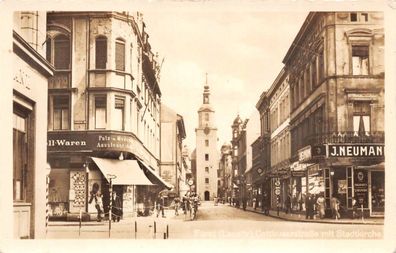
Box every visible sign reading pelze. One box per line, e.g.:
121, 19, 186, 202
328, 144, 384, 157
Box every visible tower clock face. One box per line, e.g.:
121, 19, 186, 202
204, 127, 210, 135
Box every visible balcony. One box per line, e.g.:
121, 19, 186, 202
308, 131, 384, 145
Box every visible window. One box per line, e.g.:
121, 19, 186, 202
114, 97, 125, 130
13, 112, 27, 201
95, 36, 107, 69
205, 139, 209, 147
54, 35, 70, 69
352, 45, 369, 75
205, 178, 209, 184
305, 67, 311, 95
205, 167, 209, 173
350, 13, 358, 22
115, 39, 125, 71
53, 96, 69, 130
205, 154, 209, 161
318, 49, 325, 82
95, 96, 106, 129
205, 113, 209, 121
311, 58, 317, 88
361, 13, 368, 22
353, 101, 371, 135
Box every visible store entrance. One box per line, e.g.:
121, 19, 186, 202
331, 168, 347, 208
371, 171, 385, 214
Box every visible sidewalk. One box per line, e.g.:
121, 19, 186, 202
234, 205, 384, 225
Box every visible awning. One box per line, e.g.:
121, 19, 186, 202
358, 162, 385, 170
137, 159, 173, 190
91, 157, 153, 185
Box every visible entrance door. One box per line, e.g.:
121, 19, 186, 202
204, 191, 210, 201
371, 171, 384, 214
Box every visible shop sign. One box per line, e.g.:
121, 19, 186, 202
307, 164, 320, 176
328, 144, 384, 157
274, 178, 281, 196
312, 145, 326, 157
298, 146, 311, 162
291, 171, 306, 177
48, 131, 139, 153
354, 169, 368, 208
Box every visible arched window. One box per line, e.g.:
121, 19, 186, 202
54, 34, 70, 69
115, 38, 125, 71
95, 36, 107, 69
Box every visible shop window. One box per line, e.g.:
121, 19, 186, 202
95, 36, 107, 69
13, 112, 28, 201
352, 45, 369, 75
53, 34, 71, 70
53, 96, 69, 130
115, 39, 125, 71
114, 97, 125, 130
95, 95, 106, 129
205, 154, 209, 161
353, 101, 370, 135
205, 167, 209, 173
205, 178, 209, 184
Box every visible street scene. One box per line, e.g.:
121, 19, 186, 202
8, 9, 385, 240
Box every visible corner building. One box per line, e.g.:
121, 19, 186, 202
46, 12, 168, 220
284, 12, 384, 217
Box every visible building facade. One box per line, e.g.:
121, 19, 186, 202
267, 68, 292, 210
46, 12, 168, 220
231, 115, 248, 207
218, 143, 232, 201
12, 11, 54, 239
160, 104, 186, 203
195, 84, 219, 201
284, 12, 384, 217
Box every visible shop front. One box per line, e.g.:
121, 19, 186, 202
47, 131, 170, 220
300, 143, 384, 218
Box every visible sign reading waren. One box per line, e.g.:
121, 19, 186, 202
328, 144, 384, 157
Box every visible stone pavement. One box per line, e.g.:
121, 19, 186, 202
239, 205, 384, 225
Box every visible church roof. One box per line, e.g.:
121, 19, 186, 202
233, 114, 243, 125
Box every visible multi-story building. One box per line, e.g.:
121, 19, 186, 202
218, 143, 232, 201
284, 12, 384, 217
46, 12, 170, 220
253, 92, 272, 210
160, 104, 186, 203
195, 83, 219, 201
11, 11, 54, 239
267, 68, 292, 210
231, 115, 248, 207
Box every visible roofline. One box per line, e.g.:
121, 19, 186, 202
266, 67, 287, 100
282, 12, 317, 65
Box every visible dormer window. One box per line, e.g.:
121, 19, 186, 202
350, 12, 369, 22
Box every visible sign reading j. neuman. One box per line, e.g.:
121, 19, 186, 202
328, 144, 384, 157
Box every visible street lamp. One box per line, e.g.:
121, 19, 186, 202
107, 174, 117, 238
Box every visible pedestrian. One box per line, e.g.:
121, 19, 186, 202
352, 197, 359, 219
88, 183, 103, 222
285, 193, 292, 214
262, 192, 270, 215
305, 194, 314, 219
174, 196, 180, 216
242, 197, 247, 211
112, 191, 122, 222
253, 198, 257, 210
330, 195, 341, 220
156, 195, 165, 218
316, 194, 326, 219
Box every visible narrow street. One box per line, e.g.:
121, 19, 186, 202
46, 202, 383, 240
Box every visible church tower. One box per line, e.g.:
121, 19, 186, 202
195, 75, 219, 201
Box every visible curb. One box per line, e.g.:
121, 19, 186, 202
240, 206, 384, 225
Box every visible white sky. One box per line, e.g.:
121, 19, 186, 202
143, 11, 308, 151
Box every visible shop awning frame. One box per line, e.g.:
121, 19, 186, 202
90, 157, 153, 186
136, 159, 173, 190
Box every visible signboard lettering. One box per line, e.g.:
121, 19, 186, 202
328, 144, 384, 157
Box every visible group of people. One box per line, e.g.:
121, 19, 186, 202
88, 183, 123, 222
304, 194, 342, 220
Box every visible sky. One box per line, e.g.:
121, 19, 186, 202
143, 11, 308, 151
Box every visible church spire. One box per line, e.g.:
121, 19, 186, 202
203, 73, 210, 104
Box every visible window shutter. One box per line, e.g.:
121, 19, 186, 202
115, 41, 125, 71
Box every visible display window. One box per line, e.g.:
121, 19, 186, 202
371, 171, 384, 213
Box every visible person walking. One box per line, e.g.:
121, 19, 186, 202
285, 193, 292, 214
111, 191, 122, 222
305, 194, 314, 219
174, 196, 180, 216
330, 195, 341, 220
316, 194, 326, 219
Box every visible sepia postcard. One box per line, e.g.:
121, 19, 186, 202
0, 0, 395, 253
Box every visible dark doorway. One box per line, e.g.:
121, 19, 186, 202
204, 191, 210, 201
